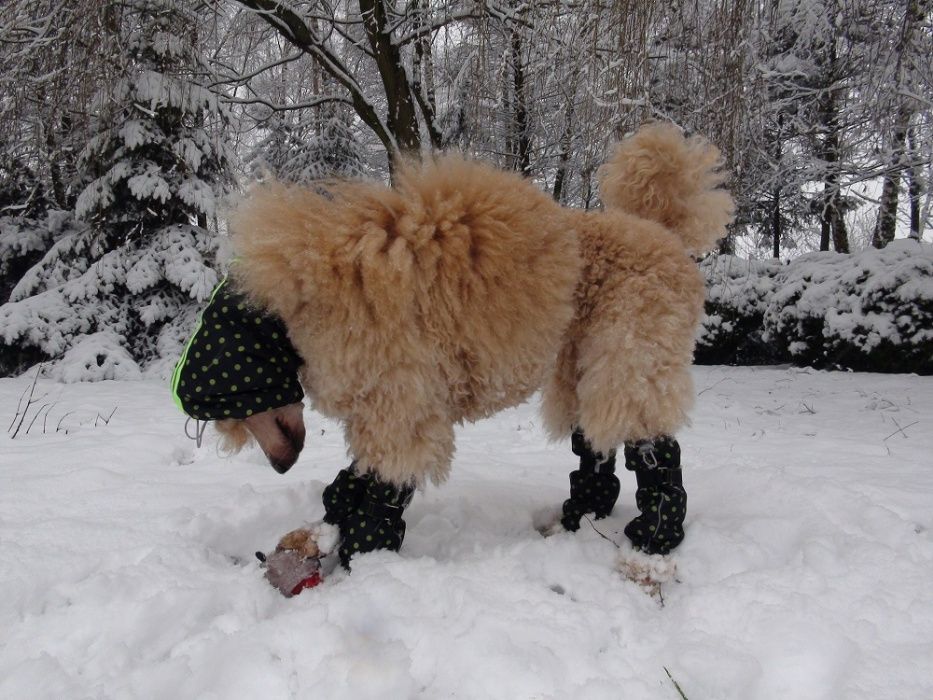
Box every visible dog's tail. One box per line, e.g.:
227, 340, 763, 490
597, 122, 734, 256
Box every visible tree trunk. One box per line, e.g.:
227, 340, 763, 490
233, 0, 402, 165
581, 167, 594, 210
906, 124, 922, 239
816, 18, 849, 254
819, 184, 849, 254
831, 203, 849, 254
552, 99, 575, 203
872, 103, 913, 249
771, 113, 783, 258
359, 0, 421, 160
772, 185, 781, 259
820, 209, 831, 251
509, 28, 531, 176
412, 0, 441, 148
871, 0, 924, 248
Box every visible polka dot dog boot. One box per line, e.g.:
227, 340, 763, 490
337, 474, 415, 569
560, 429, 621, 532
321, 462, 372, 527
622, 436, 686, 555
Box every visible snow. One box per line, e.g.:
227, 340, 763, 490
1, 365, 932, 699
0, 216, 51, 264
127, 165, 172, 204
119, 120, 162, 150
46, 331, 142, 383
134, 70, 220, 116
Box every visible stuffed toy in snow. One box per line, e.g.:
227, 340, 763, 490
172, 123, 734, 594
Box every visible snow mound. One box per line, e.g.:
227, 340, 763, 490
46, 331, 141, 382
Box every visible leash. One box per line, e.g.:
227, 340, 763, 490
184, 417, 207, 448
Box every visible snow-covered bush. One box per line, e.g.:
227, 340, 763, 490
46, 331, 142, 383
764, 241, 933, 373
0, 1, 232, 379
696, 255, 783, 365
698, 240, 933, 374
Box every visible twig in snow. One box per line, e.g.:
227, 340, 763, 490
8, 365, 42, 432
9, 365, 47, 439
25, 402, 55, 436
883, 419, 919, 442
663, 667, 689, 700
583, 514, 621, 549
799, 402, 816, 414
42, 403, 53, 434
698, 377, 732, 396
8, 380, 30, 432
94, 407, 118, 427
56, 411, 77, 434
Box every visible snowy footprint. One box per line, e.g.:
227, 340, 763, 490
531, 504, 564, 537
617, 547, 678, 601
533, 507, 678, 601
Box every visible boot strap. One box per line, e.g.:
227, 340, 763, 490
361, 480, 414, 522
571, 430, 617, 473
635, 466, 683, 488
362, 499, 406, 522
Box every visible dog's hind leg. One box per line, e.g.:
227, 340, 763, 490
551, 236, 702, 552
558, 429, 621, 532
621, 436, 686, 554
571, 266, 700, 456
570, 288, 694, 552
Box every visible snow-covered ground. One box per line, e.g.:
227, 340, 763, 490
1, 366, 931, 699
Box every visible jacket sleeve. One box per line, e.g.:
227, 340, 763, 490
171, 278, 304, 420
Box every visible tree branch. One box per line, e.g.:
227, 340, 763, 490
232, 0, 396, 153
207, 50, 305, 88
221, 94, 353, 111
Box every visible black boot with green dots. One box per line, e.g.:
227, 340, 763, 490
321, 462, 372, 527
622, 436, 687, 555
326, 470, 415, 569
559, 430, 622, 532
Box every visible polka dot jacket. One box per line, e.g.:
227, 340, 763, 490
171, 279, 304, 420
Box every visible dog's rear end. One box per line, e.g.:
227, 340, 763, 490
543, 123, 735, 453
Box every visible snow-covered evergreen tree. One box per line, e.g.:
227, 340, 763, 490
249, 109, 366, 184
0, 152, 51, 300
0, 0, 232, 379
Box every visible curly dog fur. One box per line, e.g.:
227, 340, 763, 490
220, 123, 734, 486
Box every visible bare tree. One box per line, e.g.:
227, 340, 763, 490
226, 0, 505, 169
872, 0, 929, 248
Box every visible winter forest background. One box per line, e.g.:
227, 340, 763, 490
1, 0, 931, 379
